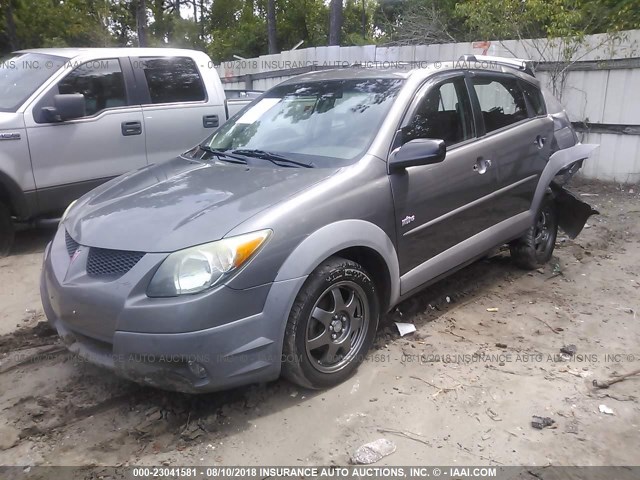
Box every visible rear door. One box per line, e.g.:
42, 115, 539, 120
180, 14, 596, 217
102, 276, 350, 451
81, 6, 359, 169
25, 57, 147, 214
131, 56, 227, 164
468, 73, 554, 222
389, 73, 500, 280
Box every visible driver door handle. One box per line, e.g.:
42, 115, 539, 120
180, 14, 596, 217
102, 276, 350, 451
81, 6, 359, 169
473, 157, 492, 175
121, 121, 142, 136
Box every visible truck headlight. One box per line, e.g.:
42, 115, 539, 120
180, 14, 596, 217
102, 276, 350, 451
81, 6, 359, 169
147, 229, 271, 297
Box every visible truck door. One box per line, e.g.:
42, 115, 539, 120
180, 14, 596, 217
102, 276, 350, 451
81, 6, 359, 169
131, 56, 227, 165
24, 57, 147, 215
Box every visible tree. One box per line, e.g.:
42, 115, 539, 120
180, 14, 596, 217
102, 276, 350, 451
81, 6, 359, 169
375, 0, 463, 45
328, 0, 343, 45
3, 0, 19, 50
136, 0, 148, 47
342, 0, 378, 45
267, 0, 278, 53
455, 0, 630, 98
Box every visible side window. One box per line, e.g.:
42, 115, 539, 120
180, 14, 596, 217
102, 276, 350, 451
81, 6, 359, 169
472, 76, 528, 133
138, 57, 205, 104
520, 81, 546, 116
57, 59, 127, 116
403, 77, 474, 147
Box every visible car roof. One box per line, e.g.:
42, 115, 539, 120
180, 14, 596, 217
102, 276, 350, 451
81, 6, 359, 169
14, 47, 205, 60
279, 60, 539, 86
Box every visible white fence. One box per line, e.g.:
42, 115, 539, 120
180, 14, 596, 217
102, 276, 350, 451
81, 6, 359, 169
217, 30, 640, 183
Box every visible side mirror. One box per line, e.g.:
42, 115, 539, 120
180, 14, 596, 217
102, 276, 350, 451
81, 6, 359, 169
389, 138, 446, 172
42, 94, 86, 122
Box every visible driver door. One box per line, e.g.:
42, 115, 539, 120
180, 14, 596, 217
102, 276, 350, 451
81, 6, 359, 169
389, 73, 500, 293
24, 57, 147, 215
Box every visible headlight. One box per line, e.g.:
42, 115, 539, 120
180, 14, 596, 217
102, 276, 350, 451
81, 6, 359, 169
60, 199, 77, 224
147, 229, 271, 297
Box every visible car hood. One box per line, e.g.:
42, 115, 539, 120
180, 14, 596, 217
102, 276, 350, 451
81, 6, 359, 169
66, 156, 338, 252
0, 112, 25, 131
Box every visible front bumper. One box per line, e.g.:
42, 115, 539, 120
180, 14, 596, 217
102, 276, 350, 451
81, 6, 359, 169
40, 227, 306, 393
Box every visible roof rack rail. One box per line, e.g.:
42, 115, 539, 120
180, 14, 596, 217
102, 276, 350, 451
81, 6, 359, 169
458, 54, 535, 76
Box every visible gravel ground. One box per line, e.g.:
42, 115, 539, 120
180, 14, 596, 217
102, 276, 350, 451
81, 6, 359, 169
0, 178, 638, 470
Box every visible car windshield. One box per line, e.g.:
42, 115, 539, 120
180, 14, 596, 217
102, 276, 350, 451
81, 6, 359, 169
0, 53, 67, 112
203, 78, 405, 166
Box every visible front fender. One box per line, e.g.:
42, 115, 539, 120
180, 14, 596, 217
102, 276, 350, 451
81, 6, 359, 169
274, 219, 401, 308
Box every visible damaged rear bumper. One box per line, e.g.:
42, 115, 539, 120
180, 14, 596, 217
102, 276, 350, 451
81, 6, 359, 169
551, 184, 599, 239
531, 143, 599, 239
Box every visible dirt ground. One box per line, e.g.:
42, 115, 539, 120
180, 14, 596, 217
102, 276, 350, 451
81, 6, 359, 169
0, 178, 638, 470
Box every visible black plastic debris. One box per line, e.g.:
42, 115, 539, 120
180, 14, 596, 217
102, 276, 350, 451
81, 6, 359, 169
531, 416, 556, 429
560, 344, 577, 355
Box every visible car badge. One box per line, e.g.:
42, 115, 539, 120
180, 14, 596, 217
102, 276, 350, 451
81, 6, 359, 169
401, 215, 415, 227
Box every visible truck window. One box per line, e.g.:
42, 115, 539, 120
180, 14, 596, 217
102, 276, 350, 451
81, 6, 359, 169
471, 76, 528, 133
0, 53, 66, 112
403, 77, 474, 147
57, 59, 127, 116
138, 57, 206, 104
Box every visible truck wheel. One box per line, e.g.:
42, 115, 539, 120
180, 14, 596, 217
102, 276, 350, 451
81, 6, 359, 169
0, 202, 15, 257
282, 256, 379, 389
510, 196, 558, 270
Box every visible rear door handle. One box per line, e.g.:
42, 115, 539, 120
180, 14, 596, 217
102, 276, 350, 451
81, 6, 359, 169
203, 114, 219, 128
473, 157, 492, 175
534, 135, 546, 149
121, 121, 142, 136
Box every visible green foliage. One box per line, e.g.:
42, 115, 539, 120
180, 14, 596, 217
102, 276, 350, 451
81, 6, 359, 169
1, 0, 639, 59
454, 0, 640, 41
375, 0, 465, 44
276, 0, 328, 50
2, 0, 113, 49
208, 4, 268, 62
455, 0, 583, 40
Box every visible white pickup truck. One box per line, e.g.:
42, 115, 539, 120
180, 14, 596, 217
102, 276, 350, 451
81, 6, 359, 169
0, 48, 255, 254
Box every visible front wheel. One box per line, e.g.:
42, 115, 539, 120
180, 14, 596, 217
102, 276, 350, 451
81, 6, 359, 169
0, 202, 14, 257
282, 256, 379, 389
510, 196, 558, 270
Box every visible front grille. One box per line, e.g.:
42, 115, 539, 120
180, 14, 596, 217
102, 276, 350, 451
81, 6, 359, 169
86, 247, 145, 277
65, 231, 80, 257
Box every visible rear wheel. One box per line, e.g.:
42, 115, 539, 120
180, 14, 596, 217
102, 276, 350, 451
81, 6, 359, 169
510, 196, 558, 270
282, 256, 379, 389
0, 202, 14, 257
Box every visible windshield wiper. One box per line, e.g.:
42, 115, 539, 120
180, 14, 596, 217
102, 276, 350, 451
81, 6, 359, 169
230, 149, 315, 168
198, 145, 248, 164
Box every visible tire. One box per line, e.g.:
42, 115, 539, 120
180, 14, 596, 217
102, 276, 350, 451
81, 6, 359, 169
282, 256, 379, 389
510, 196, 558, 270
0, 202, 14, 257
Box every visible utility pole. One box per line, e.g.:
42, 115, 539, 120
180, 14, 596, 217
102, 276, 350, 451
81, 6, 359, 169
136, 0, 148, 47
267, 0, 278, 54
329, 0, 343, 46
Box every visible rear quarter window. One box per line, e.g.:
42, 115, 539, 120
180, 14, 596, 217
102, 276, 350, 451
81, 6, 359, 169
520, 81, 546, 116
471, 76, 529, 133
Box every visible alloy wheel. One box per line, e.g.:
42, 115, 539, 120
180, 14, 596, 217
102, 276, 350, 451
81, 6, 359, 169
305, 281, 369, 374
